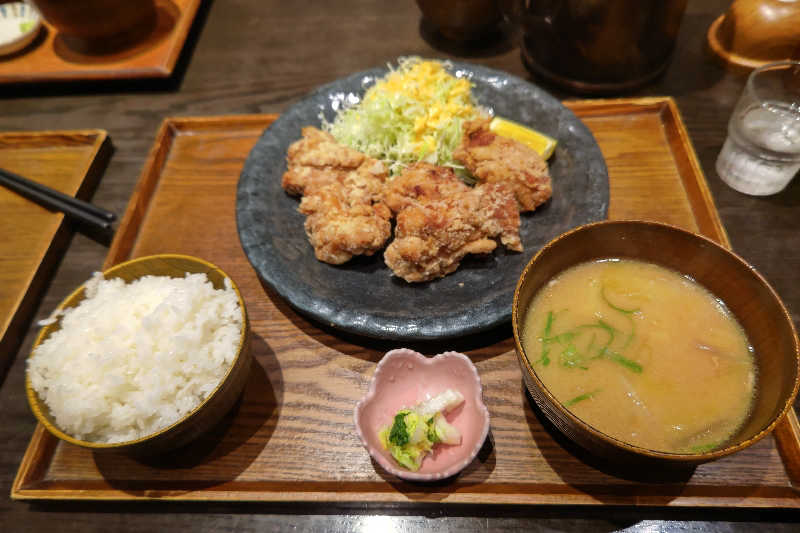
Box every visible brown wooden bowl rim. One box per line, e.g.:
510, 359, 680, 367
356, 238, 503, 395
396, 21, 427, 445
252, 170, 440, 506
512, 219, 800, 462
25, 253, 249, 450
705, 14, 795, 72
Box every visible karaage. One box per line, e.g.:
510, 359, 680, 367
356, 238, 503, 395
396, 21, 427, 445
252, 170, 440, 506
383, 162, 521, 282
453, 117, 552, 212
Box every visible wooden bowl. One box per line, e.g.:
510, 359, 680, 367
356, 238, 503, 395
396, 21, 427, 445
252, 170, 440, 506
30, 0, 157, 52
511, 220, 800, 466
707, 0, 800, 71
25, 254, 251, 457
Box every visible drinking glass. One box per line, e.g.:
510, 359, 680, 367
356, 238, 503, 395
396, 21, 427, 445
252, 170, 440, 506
716, 60, 800, 196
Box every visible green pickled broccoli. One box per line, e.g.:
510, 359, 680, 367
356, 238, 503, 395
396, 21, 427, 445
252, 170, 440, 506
378, 389, 465, 471
388, 411, 410, 446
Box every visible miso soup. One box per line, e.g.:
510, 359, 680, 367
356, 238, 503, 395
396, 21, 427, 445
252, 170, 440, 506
521, 259, 756, 454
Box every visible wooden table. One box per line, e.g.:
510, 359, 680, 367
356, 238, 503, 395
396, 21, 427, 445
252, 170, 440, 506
1, 0, 798, 530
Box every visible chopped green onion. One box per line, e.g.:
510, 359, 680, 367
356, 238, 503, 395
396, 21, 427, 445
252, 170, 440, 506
601, 347, 643, 373
559, 343, 588, 370
595, 319, 617, 338
689, 442, 720, 454
601, 286, 639, 314
537, 311, 554, 366
546, 331, 577, 345
536, 310, 643, 373
585, 333, 597, 356
565, 389, 601, 407
620, 314, 636, 349
600, 285, 639, 349
544, 310, 554, 336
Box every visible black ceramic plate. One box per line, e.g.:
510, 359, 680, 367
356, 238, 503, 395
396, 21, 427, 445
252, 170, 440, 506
236, 61, 608, 341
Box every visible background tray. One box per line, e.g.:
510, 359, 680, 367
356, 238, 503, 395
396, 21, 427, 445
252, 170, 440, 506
0, 129, 110, 377
12, 99, 800, 506
0, 0, 201, 83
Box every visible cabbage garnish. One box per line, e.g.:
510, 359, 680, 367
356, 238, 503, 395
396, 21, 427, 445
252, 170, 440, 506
417, 388, 464, 418
378, 389, 464, 471
322, 57, 487, 176
432, 413, 461, 445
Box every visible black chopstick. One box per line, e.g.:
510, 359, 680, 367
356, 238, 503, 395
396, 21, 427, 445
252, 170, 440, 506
0, 167, 116, 232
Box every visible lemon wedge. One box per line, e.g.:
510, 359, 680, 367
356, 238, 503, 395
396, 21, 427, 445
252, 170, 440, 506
489, 117, 557, 160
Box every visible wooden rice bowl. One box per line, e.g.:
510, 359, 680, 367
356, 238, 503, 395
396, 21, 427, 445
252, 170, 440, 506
512, 220, 800, 466
25, 254, 251, 457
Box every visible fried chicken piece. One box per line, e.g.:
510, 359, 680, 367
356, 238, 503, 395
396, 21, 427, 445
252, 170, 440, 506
298, 163, 392, 264
300, 184, 392, 264
385, 162, 522, 251
383, 162, 471, 214
282, 126, 392, 264
281, 127, 369, 196
453, 117, 552, 212
384, 181, 522, 283
476, 182, 523, 252
281, 165, 346, 197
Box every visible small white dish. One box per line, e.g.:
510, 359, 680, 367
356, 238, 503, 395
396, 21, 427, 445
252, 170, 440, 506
354, 348, 490, 481
0, 2, 41, 57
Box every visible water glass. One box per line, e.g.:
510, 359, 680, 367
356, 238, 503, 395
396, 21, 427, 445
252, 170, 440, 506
716, 60, 800, 196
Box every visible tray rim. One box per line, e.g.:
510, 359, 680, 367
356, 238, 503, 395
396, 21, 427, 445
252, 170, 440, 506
11, 101, 800, 505
0, 128, 110, 377
0, 0, 202, 83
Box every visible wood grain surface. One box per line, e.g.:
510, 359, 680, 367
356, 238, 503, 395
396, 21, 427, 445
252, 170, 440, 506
12, 102, 799, 508
0, 0, 201, 82
0, 130, 109, 376
2, 0, 800, 530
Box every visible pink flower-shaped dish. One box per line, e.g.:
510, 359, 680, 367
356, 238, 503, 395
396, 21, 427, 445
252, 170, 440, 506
354, 348, 490, 481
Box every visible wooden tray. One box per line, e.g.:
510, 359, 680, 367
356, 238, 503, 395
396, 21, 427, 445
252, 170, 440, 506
0, 129, 110, 375
0, 0, 201, 83
12, 98, 800, 507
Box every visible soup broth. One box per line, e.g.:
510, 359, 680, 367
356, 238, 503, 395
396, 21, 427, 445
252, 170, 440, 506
521, 259, 756, 454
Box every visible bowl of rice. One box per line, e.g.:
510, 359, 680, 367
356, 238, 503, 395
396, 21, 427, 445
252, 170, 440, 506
25, 254, 251, 456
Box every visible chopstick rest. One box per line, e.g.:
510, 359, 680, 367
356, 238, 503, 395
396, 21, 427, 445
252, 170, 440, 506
0, 167, 116, 232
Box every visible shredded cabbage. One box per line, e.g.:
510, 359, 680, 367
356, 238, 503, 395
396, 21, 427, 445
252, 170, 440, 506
322, 57, 487, 176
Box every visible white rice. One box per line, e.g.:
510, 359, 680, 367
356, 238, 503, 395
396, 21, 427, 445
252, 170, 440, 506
27, 271, 243, 443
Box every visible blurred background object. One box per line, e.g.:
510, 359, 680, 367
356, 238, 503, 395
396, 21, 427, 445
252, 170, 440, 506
415, 0, 503, 42
0, 2, 41, 57
707, 0, 800, 71
501, 0, 688, 94
30, 0, 156, 53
